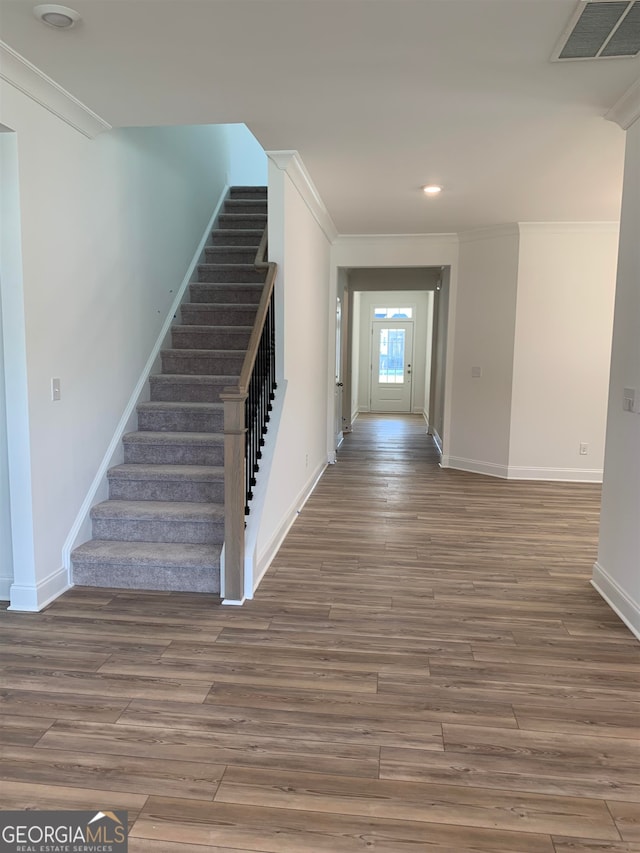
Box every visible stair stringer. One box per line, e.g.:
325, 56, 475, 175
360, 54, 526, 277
62, 185, 231, 580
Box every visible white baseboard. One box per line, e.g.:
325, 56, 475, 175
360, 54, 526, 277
8, 566, 70, 612
443, 455, 509, 478
507, 465, 603, 483
62, 186, 230, 577
441, 456, 602, 483
592, 561, 640, 641
253, 459, 327, 595
222, 597, 246, 606
0, 575, 12, 601
432, 428, 443, 455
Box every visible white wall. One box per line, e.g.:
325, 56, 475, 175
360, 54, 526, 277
248, 153, 332, 592
594, 116, 640, 640
0, 130, 24, 600
355, 290, 429, 413
1, 79, 237, 609
509, 224, 618, 480
0, 260, 12, 598
447, 226, 520, 476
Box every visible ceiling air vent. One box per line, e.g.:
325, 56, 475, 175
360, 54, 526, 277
552, 0, 640, 60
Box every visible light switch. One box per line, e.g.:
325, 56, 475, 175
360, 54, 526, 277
51, 378, 61, 401
471, 366, 482, 378
623, 387, 636, 413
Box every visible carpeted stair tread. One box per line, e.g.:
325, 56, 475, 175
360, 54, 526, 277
224, 198, 267, 209
72, 539, 220, 569
197, 263, 267, 283
108, 464, 223, 482
218, 214, 267, 229
71, 540, 221, 592
122, 431, 224, 466
150, 374, 238, 386
136, 400, 225, 432
149, 375, 238, 403
180, 304, 258, 327
123, 431, 224, 446
229, 185, 267, 195
211, 229, 263, 246
91, 500, 224, 522
204, 247, 259, 264
137, 401, 223, 413
171, 325, 253, 350
188, 283, 263, 303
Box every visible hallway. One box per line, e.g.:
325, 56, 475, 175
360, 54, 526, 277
0, 414, 639, 851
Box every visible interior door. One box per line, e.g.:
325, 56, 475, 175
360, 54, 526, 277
334, 296, 343, 448
370, 320, 414, 412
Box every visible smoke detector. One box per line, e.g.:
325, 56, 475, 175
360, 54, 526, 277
552, 0, 640, 60
34, 4, 81, 29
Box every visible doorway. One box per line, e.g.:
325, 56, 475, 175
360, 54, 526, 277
370, 320, 414, 412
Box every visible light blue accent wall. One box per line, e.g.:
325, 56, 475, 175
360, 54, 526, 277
225, 124, 268, 187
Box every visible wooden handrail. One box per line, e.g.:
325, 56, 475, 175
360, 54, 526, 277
234, 230, 277, 397
220, 225, 277, 603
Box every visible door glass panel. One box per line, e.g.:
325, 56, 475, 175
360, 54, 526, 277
374, 307, 413, 319
379, 328, 405, 384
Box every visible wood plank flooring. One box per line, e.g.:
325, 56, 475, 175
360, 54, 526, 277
1, 414, 639, 852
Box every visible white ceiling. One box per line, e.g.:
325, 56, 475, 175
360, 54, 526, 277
1, 0, 639, 234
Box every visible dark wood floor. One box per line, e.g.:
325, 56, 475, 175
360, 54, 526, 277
1, 414, 639, 852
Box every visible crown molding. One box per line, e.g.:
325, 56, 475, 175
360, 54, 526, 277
458, 223, 520, 244
267, 150, 338, 242
333, 232, 458, 244
606, 76, 640, 130
518, 221, 619, 235
0, 41, 111, 138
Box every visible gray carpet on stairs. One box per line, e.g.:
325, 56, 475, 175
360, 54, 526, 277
72, 186, 268, 594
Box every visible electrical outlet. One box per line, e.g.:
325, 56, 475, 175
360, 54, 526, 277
579, 442, 588, 456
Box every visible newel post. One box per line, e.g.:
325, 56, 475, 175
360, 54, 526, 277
220, 388, 247, 603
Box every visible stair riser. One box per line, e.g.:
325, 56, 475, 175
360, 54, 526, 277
73, 562, 219, 593
204, 247, 258, 264
218, 214, 267, 230
171, 329, 251, 350
123, 442, 224, 466
224, 200, 267, 215
210, 231, 263, 246
91, 517, 224, 545
188, 284, 262, 304
149, 378, 231, 403
229, 187, 268, 200
108, 479, 224, 503
181, 306, 257, 326
197, 265, 266, 284
137, 409, 224, 432
160, 352, 244, 375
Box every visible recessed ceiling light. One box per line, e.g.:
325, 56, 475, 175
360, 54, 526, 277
34, 4, 81, 29
423, 185, 442, 195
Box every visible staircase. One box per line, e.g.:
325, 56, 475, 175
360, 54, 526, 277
71, 186, 268, 594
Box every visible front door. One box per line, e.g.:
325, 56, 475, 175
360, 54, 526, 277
370, 320, 414, 412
